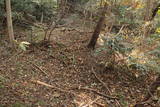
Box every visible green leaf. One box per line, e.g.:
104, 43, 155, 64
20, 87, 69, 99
19, 41, 30, 51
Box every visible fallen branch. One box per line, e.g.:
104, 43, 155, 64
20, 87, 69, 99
115, 25, 125, 36
31, 80, 118, 102
71, 86, 118, 100
92, 69, 109, 90
31, 62, 49, 77
94, 102, 105, 107
92, 68, 121, 107
31, 80, 75, 95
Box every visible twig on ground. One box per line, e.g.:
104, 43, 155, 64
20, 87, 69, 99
92, 69, 109, 90
31, 62, 49, 77
92, 68, 122, 107
94, 102, 105, 107
135, 75, 160, 106
31, 80, 75, 95
80, 96, 101, 107
71, 86, 118, 100
115, 25, 125, 36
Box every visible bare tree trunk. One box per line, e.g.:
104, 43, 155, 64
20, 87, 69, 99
87, 5, 108, 50
151, 3, 160, 20
6, 0, 15, 48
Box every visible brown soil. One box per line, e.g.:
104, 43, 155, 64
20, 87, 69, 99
0, 18, 159, 107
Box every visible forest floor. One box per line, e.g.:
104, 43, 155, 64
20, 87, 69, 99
0, 16, 159, 107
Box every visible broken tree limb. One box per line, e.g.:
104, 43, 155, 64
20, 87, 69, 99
31, 80, 118, 101
31, 80, 75, 95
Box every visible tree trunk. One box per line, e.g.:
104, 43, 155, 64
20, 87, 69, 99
6, 0, 15, 48
151, 3, 160, 20
87, 5, 108, 50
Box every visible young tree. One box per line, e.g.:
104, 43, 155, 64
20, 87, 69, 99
6, 0, 15, 48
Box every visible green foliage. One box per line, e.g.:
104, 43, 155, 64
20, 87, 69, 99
127, 57, 148, 71
96, 35, 133, 56
95, 32, 160, 73
77, 0, 90, 4
32, 2, 56, 22
0, 0, 56, 27
18, 41, 30, 51
95, 34, 134, 71
115, 5, 138, 25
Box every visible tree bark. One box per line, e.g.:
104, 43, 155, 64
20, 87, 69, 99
87, 5, 108, 50
6, 0, 15, 48
151, 3, 160, 20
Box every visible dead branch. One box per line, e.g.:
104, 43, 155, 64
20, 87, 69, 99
92, 68, 122, 107
44, 14, 65, 41
92, 70, 109, 90
31, 80, 75, 95
94, 102, 105, 107
115, 25, 125, 36
31, 62, 49, 77
71, 86, 118, 100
